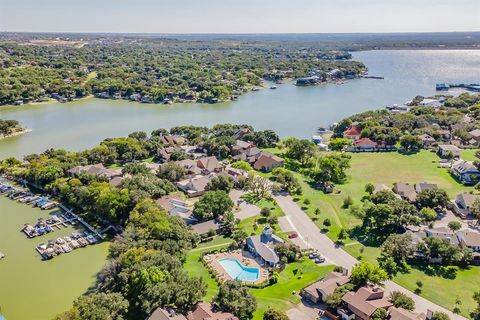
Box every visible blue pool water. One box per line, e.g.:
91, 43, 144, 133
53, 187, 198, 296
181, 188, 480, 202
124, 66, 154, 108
219, 258, 260, 281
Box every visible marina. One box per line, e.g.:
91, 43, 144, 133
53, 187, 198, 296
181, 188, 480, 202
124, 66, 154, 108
1, 179, 107, 260
436, 83, 480, 92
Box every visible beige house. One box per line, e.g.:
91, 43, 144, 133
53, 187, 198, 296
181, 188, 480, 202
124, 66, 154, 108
301, 272, 350, 303
339, 286, 392, 320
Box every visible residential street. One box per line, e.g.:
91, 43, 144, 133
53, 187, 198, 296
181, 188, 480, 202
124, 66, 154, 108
274, 193, 466, 320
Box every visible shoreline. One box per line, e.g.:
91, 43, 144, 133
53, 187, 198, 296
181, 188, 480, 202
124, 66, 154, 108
0, 95, 95, 109
0, 128, 32, 140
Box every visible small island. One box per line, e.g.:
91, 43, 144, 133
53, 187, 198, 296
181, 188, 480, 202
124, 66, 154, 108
0, 119, 30, 139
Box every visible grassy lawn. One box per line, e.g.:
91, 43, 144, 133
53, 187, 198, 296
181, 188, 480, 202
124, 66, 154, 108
238, 198, 285, 236
184, 241, 231, 302
251, 261, 334, 320
461, 149, 479, 162
394, 265, 480, 317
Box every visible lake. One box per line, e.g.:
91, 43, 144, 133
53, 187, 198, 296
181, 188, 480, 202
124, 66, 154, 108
0, 195, 109, 319
1, 50, 480, 160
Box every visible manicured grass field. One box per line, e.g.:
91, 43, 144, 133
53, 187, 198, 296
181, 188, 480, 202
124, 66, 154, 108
266, 147, 480, 316
238, 198, 285, 236
184, 241, 230, 302
250, 261, 333, 320
394, 266, 480, 317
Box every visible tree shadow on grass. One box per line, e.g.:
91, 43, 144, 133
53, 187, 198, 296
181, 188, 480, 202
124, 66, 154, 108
408, 263, 468, 280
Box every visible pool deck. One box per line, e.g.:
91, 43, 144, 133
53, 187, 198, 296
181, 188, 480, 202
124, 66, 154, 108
203, 249, 269, 285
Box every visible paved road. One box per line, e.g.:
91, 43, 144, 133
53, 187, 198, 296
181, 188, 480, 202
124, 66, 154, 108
274, 193, 466, 320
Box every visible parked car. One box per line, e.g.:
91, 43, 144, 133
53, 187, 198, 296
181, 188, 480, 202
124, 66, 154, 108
288, 232, 298, 239
314, 256, 326, 264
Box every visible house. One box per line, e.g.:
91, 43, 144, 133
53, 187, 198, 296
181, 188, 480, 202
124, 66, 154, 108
388, 307, 426, 320
176, 159, 203, 175
457, 231, 480, 252
161, 135, 186, 146
372, 184, 389, 192
148, 308, 187, 320
344, 124, 362, 140
253, 153, 284, 172
156, 194, 197, 224
187, 302, 238, 320
158, 146, 180, 162
301, 272, 350, 303
232, 140, 254, 155
437, 145, 461, 159
418, 134, 436, 148
191, 219, 221, 235
353, 138, 377, 151
425, 227, 459, 246
176, 174, 216, 197
452, 192, 478, 218
393, 182, 417, 202
419, 98, 442, 108
414, 182, 438, 193
451, 161, 480, 185
233, 146, 262, 163
67, 163, 122, 180
338, 286, 392, 320
196, 156, 224, 173
470, 129, 480, 143
246, 226, 283, 267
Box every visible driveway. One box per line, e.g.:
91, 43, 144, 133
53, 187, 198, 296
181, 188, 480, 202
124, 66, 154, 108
274, 192, 466, 320
230, 190, 261, 220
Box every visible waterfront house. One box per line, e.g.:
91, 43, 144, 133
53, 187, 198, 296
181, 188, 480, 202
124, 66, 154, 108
161, 135, 186, 146
191, 219, 221, 235
67, 163, 122, 181
301, 272, 350, 304
187, 302, 238, 320
437, 145, 461, 159
338, 286, 392, 320
253, 152, 284, 172
414, 182, 438, 193
232, 140, 254, 155
393, 182, 417, 202
451, 161, 480, 185
233, 146, 262, 163
343, 124, 362, 140
451, 192, 478, 218
419, 98, 442, 108
457, 231, 480, 252
246, 226, 283, 267
148, 308, 187, 320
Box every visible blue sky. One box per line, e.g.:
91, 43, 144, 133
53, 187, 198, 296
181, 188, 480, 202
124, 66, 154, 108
1, 0, 479, 33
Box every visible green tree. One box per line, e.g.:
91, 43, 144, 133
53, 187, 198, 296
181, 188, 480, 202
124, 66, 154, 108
351, 262, 388, 287
193, 190, 234, 220
365, 183, 375, 195
73, 292, 129, 320
216, 281, 257, 320
157, 162, 187, 182
263, 308, 288, 320
431, 312, 450, 320
416, 189, 449, 209
448, 221, 462, 232
206, 175, 234, 192
329, 138, 352, 151
231, 161, 252, 171
389, 291, 415, 311
371, 308, 388, 320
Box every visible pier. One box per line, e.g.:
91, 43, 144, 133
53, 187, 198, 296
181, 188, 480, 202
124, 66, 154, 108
436, 83, 480, 92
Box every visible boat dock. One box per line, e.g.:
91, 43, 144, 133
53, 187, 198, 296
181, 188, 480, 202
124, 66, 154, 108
436, 83, 480, 92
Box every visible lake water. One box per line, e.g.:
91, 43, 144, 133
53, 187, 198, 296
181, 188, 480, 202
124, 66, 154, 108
0, 195, 109, 319
0, 49, 479, 319
1, 50, 479, 160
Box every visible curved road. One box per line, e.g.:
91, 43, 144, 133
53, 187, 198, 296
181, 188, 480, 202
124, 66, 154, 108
274, 193, 466, 320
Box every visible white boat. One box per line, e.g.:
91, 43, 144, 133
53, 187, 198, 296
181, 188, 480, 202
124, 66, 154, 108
270, 85, 277, 90
0, 251, 5, 260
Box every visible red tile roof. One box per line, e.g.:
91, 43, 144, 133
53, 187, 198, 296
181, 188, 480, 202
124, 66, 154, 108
344, 125, 362, 136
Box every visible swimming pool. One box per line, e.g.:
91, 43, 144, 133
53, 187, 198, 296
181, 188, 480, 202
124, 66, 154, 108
218, 258, 260, 281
